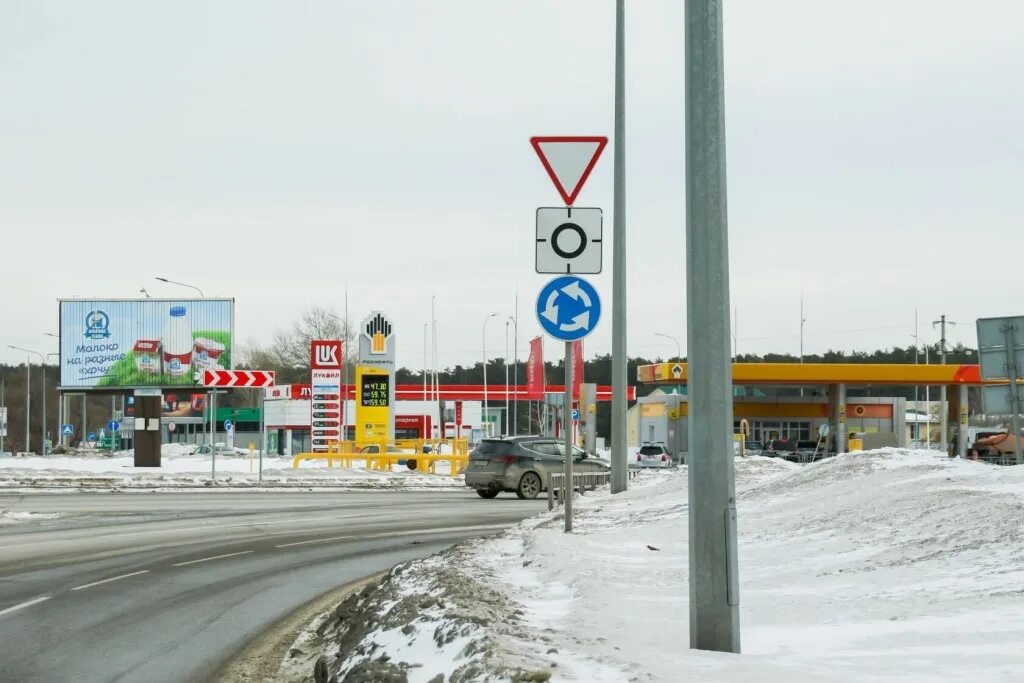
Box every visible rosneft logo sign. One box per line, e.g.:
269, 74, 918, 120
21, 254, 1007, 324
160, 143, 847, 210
363, 313, 392, 355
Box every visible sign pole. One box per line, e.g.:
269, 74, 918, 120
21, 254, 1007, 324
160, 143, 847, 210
563, 340, 574, 533
211, 391, 217, 480
686, 0, 740, 653
610, 0, 628, 495
259, 391, 265, 483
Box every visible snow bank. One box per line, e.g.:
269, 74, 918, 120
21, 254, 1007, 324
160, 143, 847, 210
0, 452, 463, 490
309, 450, 1024, 681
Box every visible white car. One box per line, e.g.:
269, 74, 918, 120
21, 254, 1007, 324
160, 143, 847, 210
637, 444, 674, 468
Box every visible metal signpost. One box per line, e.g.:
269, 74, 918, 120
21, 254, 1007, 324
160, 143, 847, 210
686, 0, 740, 653
977, 316, 1024, 465
536, 275, 602, 532
107, 420, 120, 453
203, 370, 276, 479
530, 133, 608, 532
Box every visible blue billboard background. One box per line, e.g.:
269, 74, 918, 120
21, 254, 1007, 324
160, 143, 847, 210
59, 299, 234, 389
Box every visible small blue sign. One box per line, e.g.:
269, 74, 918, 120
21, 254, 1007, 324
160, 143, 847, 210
61, 424, 74, 436
223, 419, 234, 432
536, 275, 602, 342
87, 431, 96, 442
107, 420, 121, 433
571, 408, 580, 421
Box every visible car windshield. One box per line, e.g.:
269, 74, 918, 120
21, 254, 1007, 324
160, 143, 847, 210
473, 441, 512, 456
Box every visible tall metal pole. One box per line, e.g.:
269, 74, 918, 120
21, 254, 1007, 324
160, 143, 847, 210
686, 0, 740, 653
933, 314, 953, 454
513, 296, 519, 435
1, 379, 5, 455
563, 341, 574, 532
25, 361, 31, 453
610, 0, 628, 494
211, 391, 217, 479
1004, 322, 1024, 466
259, 390, 265, 483
913, 309, 919, 440
482, 314, 496, 436
41, 364, 47, 454
505, 321, 510, 435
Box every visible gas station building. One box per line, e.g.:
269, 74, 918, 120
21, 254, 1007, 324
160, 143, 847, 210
635, 362, 986, 459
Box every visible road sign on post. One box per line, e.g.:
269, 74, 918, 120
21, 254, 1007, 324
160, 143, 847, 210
536, 207, 603, 274
203, 370, 276, 388
61, 424, 74, 437
530, 136, 608, 206
107, 420, 121, 433
536, 276, 601, 534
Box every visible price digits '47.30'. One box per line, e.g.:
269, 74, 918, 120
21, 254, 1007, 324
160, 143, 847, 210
360, 376, 390, 408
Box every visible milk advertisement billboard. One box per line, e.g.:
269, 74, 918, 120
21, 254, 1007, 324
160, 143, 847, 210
59, 299, 234, 389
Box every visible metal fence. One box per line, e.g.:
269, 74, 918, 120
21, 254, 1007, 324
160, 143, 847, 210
548, 469, 640, 511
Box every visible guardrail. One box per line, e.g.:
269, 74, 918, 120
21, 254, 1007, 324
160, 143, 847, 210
292, 438, 470, 477
548, 469, 640, 511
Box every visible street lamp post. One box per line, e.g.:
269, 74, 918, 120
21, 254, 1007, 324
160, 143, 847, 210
482, 314, 497, 436
508, 315, 518, 435
155, 277, 205, 298
654, 332, 681, 361
44, 333, 64, 447
9, 346, 45, 454
505, 321, 511, 435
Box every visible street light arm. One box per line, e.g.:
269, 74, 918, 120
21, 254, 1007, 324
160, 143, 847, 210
8, 346, 45, 362
155, 277, 205, 298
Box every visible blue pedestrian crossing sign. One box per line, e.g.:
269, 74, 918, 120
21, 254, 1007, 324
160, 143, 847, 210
61, 424, 74, 436
107, 420, 121, 433
536, 275, 601, 342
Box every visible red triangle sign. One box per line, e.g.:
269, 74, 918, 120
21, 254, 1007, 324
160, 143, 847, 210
530, 136, 608, 206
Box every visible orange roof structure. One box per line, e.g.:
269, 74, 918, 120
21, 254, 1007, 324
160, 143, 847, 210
637, 362, 985, 386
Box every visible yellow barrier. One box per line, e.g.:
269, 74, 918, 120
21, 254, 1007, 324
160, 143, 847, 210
292, 438, 470, 477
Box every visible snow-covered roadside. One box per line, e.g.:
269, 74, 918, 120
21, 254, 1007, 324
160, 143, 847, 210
0, 449, 464, 490
301, 450, 1024, 682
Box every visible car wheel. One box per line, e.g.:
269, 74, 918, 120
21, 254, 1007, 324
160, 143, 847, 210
406, 458, 417, 470
516, 472, 542, 500
476, 489, 499, 499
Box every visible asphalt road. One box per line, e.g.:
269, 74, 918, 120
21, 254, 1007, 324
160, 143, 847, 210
0, 490, 544, 682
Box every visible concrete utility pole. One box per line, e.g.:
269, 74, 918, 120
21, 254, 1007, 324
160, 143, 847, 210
685, 0, 740, 653
932, 314, 958, 454
610, 0, 628, 494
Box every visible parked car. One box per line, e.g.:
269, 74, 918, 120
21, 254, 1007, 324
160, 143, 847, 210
464, 436, 610, 500
637, 444, 674, 468
190, 444, 240, 457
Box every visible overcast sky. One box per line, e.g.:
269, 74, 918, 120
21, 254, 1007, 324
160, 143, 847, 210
2, 1, 1021, 371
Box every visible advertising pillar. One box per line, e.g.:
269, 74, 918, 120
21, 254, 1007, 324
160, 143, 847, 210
357, 312, 396, 443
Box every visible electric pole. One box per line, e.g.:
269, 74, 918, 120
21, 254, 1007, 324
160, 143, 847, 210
932, 314, 958, 455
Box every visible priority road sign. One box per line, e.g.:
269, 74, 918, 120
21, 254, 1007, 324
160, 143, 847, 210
536, 207, 602, 274
536, 275, 602, 342
203, 369, 276, 388
530, 136, 608, 206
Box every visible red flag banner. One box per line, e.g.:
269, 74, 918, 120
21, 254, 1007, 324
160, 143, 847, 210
527, 337, 544, 400
572, 340, 584, 400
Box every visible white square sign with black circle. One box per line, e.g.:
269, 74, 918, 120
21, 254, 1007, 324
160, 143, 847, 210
535, 207, 603, 274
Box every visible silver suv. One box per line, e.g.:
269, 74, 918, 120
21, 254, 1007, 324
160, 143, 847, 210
465, 436, 611, 500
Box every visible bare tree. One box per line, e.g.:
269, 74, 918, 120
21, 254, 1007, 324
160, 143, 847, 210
271, 307, 356, 373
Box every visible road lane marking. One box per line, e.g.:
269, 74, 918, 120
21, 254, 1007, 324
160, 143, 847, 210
274, 523, 508, 549
172, 550, 254, 567
0, 595, 50, 617
71, 570, 149, 591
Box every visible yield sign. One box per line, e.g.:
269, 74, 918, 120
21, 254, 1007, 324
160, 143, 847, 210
530, 136, 608, 206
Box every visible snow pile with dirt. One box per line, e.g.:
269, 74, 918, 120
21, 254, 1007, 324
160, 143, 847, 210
0, 446, 463, 490
307, 450, 1024, 682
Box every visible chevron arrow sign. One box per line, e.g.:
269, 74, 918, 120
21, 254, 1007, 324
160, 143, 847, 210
203, 369, 276, 388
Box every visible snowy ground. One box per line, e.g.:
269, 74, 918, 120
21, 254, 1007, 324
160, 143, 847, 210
303, 449, 1024, 682
0, 444, 463, 490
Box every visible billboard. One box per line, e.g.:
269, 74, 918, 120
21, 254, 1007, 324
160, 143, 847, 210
59, 298, 234, 389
